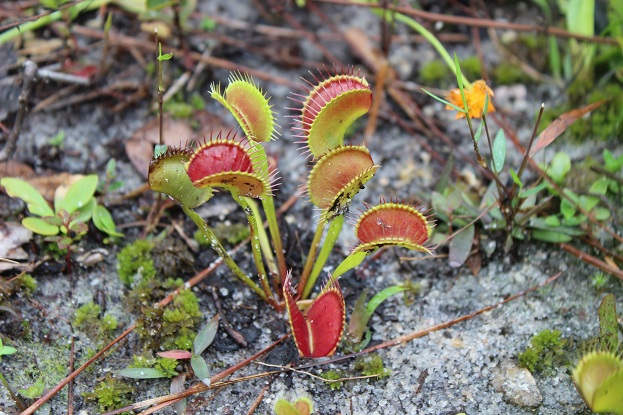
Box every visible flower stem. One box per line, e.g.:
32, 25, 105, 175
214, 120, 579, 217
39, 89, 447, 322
297, 217, 327, 297
234, 195, 279, 310
302, 214, 345, 299
261, 195, 288, 285
181, 205, 269, 304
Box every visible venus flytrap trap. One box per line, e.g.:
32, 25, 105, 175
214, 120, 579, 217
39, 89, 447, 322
148, 67, 434, 359
572, 294, 623, 415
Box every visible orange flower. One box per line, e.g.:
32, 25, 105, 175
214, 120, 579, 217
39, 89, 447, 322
445, 80, 496, 119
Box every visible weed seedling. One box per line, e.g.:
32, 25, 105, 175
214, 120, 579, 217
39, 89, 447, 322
1, 174, 123, 271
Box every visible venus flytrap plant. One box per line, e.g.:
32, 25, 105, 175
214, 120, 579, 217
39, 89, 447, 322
149, 67, 434, 358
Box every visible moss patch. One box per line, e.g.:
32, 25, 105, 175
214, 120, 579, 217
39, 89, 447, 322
518, 329, 568, 375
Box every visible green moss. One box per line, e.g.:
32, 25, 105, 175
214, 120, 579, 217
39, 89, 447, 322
540, 83, 623, 143
151, 239, 194, 278
355, 354, 391, 379
319, 369, 344, 390
492, 62, 531, 85
73, 302, 100, 327
518, 329, 568, 375
129, 353, 178, 378
17, 274, 37, 295
156, 357, 179, 377
200, 222, 250, 246
73, 302, 117, 341
84, 374, 134, 413
10, 339, 71, 400
135, 281, 201, 351
116, 240, 155, 286
460, 56, 482, 80
420, 60, 450, 84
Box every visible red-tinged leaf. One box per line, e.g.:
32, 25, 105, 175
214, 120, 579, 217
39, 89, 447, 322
306, 280, 345, 358
283, 273, 345, 358
157, 350, 192, 360
530, 100, 606, 157
284, 274, 311, 357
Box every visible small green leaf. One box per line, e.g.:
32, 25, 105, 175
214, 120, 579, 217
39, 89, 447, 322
118, 367, 168, 379
531, 229, 573, 243
56, 236, 74, 250
48, 131, 65, 147
60, 175, 98, 214
509, 168, 523, 188
560, 198, 576, 220
590, 176, 610, 195
561, 215, 586, 226
106, 158, 116, 178
332, 251, 368, 280
491, 129, 506, 173
1, 178, 54, 217
365, 285, 408, 318
18, 376, 45, 399
71, 197, 96, 227
347, 289, 369, 344
544, 215, 561, 227
0, 340, 17, 357
194, 314, 219, 356
92, 204, 123, 237
598, 294, 619, 352
594, 207, 611, 221
22, 217, 59, 236
448, 224, 475, 268
421, 88, 466, 114
603, 149, 623, 173
521, 182, 547, 198
146, 0, 174, 11
547, 152, 571, 184
190, 355, 210, 386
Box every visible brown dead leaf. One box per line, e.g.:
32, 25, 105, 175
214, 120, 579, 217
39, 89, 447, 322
27, 172, 80, 202
530, 99, 607, 157
125, 112, 230, 179
18, 38, 63, 56
0, 222, 32, 271
0, 160, 35, 180
125, 116, 193, 179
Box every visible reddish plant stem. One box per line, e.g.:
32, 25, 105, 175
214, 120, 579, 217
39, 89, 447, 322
316, 0, 617, 45
560, 244, 623, 281
246, 384, 270, 415
70, 25, 297, 87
